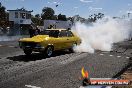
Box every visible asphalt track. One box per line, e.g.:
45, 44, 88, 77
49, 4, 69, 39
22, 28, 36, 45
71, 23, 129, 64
0, 40, 131, 88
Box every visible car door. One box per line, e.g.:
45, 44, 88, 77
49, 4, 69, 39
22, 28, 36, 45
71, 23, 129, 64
48, 30, 62, 50
66, 30, 75, 48
57, 30, 68, 49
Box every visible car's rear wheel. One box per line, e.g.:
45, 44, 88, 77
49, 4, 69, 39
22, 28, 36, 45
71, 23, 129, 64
45, 46, 53, 57
69, 43, 77, 53
24, 49, 32, 55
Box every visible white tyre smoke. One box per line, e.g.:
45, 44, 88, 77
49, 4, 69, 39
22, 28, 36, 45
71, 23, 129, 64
72, 17, 131, 53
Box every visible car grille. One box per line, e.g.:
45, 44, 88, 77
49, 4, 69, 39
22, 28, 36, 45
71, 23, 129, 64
20, 42, 37, 48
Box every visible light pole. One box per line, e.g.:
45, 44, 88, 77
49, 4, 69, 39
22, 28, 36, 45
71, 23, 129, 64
128, 13, 131, 18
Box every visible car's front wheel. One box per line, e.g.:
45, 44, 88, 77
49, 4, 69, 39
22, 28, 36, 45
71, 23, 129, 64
24, 49, 32, 55
44, 46, 53, 57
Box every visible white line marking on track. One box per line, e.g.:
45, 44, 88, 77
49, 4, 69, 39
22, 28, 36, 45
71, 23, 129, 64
109, 55, 113, 56
100, 53, 104, 55
25, 85, 41, 88
126, 57, 130, 59
117, 56, 121, 58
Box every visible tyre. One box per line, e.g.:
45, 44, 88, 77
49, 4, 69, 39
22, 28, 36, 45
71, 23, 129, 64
44, 46, 53, 57
24, 49, 32, 55
69, 43, 77, 53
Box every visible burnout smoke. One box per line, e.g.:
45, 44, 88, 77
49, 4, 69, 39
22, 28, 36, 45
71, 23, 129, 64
0, 35, 29, 41
72, 17, 131, 53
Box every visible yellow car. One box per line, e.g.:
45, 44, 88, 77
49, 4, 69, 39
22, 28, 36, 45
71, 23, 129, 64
19, 29, 81, 57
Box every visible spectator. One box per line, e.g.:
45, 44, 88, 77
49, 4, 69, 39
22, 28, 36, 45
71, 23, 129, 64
35, 27, 41, 35
29, 26, 35, 37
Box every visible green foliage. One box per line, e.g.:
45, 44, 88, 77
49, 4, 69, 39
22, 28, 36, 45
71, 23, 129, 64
0, 2, 9, 27
88, 13, 104, 22
31, 15, 43, 26
0, 2, 6, 21
35, 14, 40, 18
41, 7, 55, 20
58, 14, 67, 21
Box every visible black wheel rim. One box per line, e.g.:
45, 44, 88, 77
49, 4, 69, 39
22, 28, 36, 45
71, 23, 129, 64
47, 47, 53, 56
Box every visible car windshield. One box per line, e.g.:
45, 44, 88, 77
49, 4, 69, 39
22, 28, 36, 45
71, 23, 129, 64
40, 30, 59, 37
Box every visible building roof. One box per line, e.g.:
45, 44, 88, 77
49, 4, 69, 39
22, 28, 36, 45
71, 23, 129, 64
46, 29, 67, 31
7, 8, 33, 12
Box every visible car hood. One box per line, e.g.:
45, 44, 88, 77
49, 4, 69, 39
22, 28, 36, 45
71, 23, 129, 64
19, 35, 49, 42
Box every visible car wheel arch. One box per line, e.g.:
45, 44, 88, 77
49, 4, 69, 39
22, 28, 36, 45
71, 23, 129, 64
46, 45, 54, 51
44, 45, 54, 57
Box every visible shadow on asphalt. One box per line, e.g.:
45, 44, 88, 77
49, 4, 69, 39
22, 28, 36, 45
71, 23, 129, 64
6, 50, 71, 62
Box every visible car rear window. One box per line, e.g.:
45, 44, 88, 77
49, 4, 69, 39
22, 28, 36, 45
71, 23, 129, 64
67, 31, 73, 37
59, 30, 67, 37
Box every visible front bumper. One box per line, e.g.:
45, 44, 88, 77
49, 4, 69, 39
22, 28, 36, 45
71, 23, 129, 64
19, 42, 45, 51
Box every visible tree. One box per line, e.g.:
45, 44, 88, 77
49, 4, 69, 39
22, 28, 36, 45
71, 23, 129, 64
6, 12, 9, 20
0, 2, 6, 21
52, 15, 57, 20
88, 13, 104, 22
41, 7, 55, 20
0, 2, 9, 28
31, 14, 43, 26
58, 14, 67, 21
96, 13, 104, 19
35, 14, 40, 18
67, 17, 73, 22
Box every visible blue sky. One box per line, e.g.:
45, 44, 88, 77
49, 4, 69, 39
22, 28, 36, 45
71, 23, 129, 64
1, 0, 132, 18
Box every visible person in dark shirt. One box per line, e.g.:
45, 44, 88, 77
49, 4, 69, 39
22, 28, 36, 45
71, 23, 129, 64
35, 27, 41, 35
29, 26, 35, 37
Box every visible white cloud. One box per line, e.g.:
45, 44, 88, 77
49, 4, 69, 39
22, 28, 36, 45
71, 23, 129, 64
126, 10, 132, 14
128, 3, 131, 6
47, 1, 62, 5
53, 2, 57, 4
74, 7, 79, 9
119, 10, 122, 13
80, 0, 93, 3
47, 1, 50, 4
89, 7, 102, 11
